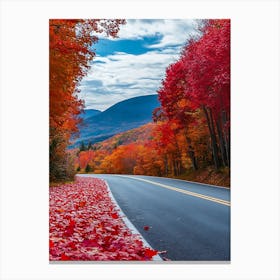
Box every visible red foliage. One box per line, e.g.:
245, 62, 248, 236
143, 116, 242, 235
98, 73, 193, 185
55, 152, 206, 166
78, 150, 95, 169
158, 19, 230, 121
49, 177, 159, 261
156, 19, 230, 170
144, 248, 158, 258
183, 19, 230, 118
111, 213, 119, 219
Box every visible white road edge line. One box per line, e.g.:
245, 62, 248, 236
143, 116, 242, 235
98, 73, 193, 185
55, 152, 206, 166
102, 179, 163, 261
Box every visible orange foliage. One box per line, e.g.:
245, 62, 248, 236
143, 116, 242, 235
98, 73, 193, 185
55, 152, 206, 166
49, 19, 125, 181
100, 144, 138, 174
78, 150, 95, 169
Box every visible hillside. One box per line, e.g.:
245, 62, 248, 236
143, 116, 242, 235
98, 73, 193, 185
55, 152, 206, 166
93, 122, 156, 151
80, 109, 101, 120
73, 94, 160, 146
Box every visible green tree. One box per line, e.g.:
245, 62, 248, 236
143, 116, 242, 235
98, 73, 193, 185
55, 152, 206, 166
80, 141, 86, 152
87, 141, 93, 150
85, 164, 92, 173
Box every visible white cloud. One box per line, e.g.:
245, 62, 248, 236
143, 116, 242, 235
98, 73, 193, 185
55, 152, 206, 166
96, 19, 198, 47
79, 19, 199, 111
79, 48, 181, 110
117, 19, 198, 48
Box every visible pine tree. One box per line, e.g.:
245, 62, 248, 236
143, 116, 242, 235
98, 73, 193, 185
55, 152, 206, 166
85, 164, 92, 173
87, 141, 93, 150
80, 141, 86, 152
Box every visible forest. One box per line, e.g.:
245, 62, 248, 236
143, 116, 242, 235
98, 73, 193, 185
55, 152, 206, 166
50, 19, 230, 186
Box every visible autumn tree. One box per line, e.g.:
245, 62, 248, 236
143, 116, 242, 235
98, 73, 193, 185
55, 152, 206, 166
49, 19, 125, 182
158, 60, 199, 170
134, 142, 165, 176
99, 144, 138, 174
157, 19, 230, 171
183, 19, 230, 169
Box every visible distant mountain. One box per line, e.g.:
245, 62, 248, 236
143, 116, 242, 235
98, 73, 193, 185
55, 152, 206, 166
80, 109, 101, 120
72, 94, 160, 147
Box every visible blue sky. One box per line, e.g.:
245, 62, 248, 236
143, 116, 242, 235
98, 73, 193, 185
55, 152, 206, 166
78, 19, 198, 111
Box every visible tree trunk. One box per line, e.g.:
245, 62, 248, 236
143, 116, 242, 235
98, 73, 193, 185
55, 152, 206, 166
203, 106, 220, 169
222, 110, 230, 168
183, 133, 198, 171
226, 126, 230, 168
188, 148, 198, 170
173, 135, 183, 175
216, 115, 228, 167
172, 158, 177, 176
164, 155, 168, 176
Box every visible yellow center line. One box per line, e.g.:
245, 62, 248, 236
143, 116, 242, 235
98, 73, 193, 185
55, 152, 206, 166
119, 176, 230, 207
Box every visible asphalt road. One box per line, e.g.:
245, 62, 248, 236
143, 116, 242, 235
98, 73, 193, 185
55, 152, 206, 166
80, 174, 230, 261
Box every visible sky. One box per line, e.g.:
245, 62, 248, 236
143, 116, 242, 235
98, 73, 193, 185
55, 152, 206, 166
78, 19, 199, 111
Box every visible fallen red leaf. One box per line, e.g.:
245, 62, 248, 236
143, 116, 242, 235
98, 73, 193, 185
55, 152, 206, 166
49, 177, 163, 261
144, 248, 158, 258
60, 253, 71, 260
79, 201, 86, 207
81, 239, 101, 248
111, 212, 118, 219
49, 240, 54, 248
69, 219, 75, 227
143, 226, 150, 231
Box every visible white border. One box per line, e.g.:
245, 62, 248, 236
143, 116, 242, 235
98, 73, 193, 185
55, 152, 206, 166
1, 0, 279, 279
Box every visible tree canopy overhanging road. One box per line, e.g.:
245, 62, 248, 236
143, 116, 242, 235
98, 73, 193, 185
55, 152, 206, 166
79, 174, 230, 261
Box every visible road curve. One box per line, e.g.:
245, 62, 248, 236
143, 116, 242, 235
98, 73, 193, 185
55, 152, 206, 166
79, 174, 230, 261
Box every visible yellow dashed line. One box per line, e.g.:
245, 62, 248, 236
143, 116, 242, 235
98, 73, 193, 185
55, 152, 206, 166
119, 176, 230, 207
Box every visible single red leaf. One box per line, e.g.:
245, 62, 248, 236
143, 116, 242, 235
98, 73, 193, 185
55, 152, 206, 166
60, 253, 71, 260
79, 201, 86, 207
143, 226, 150, 231
49, 240, 54, 248
69, 219, 75, 227
82, 239, 101, 248
68, 241, 77, 250
111, 213, 118, 219
144, 248, 158, 258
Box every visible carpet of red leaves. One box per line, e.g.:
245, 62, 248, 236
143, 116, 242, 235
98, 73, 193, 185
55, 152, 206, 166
49, 177, 158, 261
